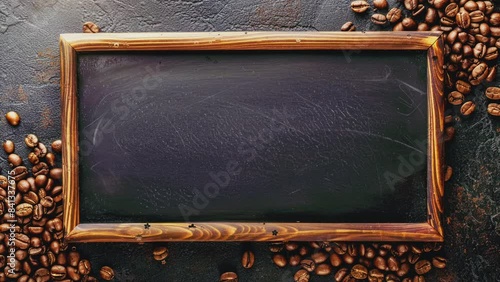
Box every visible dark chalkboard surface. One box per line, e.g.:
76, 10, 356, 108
77, 50, 428, 224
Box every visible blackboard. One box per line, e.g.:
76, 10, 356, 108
60, 32, 444, 242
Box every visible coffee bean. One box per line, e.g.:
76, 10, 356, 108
374, 256, 388, 271
15, 233, 30, 249
11, 166, 28, 181
300, 258, 315, 272
241, 250, 254, 268
294, 269, 310, 282
25, 134, 38, 148
444, 126, 455, 142
448, 91, 465, 105
425, 7, 438, 24
343, 253, 355, 264
67, 266, 81, 281
398, 263, 411, 277
484, 47, 498, 60
456, 10, 471, 28
332, 242, 347, 255
444, 165, 453, 182
315, 263, 332, 276
328, 253, 341, 267
486, 87, 500, 100
32, 162, 49, 176
273, 254, 287, 267
3, 140, 15, 154
456, 80, 472, 95
402, 18, 417, 30
83, 22, 100, 33
393, 22, 405, 31
430, 0, 449, 10
490, 13, 500, 26
412, 4, 425, 17
388, 256, 400, 272
487, 103, 500, 116
285, 242, 299, 251
473, 42, 487, 58
471, 62, 489, 84
432, 256, 447, 268
350, 264, 368, 280
415, 260, 432, 275
386, 274, 400, 282
470, 10, 485, 23
45, 152, 56, 167
78, 259, 91, 275
23, 191, 39, 205
49, 265, 67, 280
351, 1, 370, 13
15, 203, 33, 217
269, 242, 284, 252
334, 268, 348, 282
5, 111, 20, 126
444, 3, 459, 18
311, 252, 328, 264
341, 21, 356, 32
371, 14, 387, 25
27, 152, 39, 165
34, 142, 48, 158
440, 16, 454, 27
34, 268, 50, 282
289, 254, 301, 266
373, 0, 388, 10
8, 153, 22, 167
460, 101, 476, 116
404, 0, 418, 11
100, 266, 115, 281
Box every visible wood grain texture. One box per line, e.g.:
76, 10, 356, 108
66, 222, 443, 242
60, 32, 444, 242
60, 31, 441, 51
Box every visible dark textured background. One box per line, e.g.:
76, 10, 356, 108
0, 0, 498, 281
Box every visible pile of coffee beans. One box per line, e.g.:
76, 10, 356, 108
343, 0, 500, 135
268, 241, 446, 281
0, 114, 114, 281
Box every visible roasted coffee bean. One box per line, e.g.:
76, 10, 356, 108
463, 0, 478, 12
425, 7, 438, 24
83, 21, 100, 33
343, 253, 355, 264
371, 14, 387, 25
456, 80, 472, 95
446, 29, 458, 45
388, 256, 400, 272
368, 269, 384, 281
5, 111, 20, 126
456, 10, 471, 29
11, 166, 28, 181
35, 174, 48, 188
402, 17, 417, 30
398, 263, 411, 277
432, 256, 447, 268
153, 246, 169, 261
78, 259, 91, 275
486, 87, 500, 100
386, 8, 402, 24
289, 254, 301, 266
269, 242, 284, 252
33, 203, 43, 221
16, 179, 29, 194
448, 91, 464, 105
100, 266, 115, 281
440, 16, 455, 27
332, 242, 347, 255
471, 62, 489, 84
241, 250, 254, 268
374, 256, 387, 271
25, 134, 38, 148
34, 268, 50, 282
45, 152, 56, 167
430, 0, 448, 9
66, 266, 81, 281
484, 47, 498, 60
490, 13, 500, 26
334, 268, 348, 282
294, 269, 310, 282
15, 203, 33, 217
50, 265, 67, 280
473, 42, 487, 58
373, 0, 388, 10
445, 126, 456, 142
470, 10, 485, 23
68, 249, 80, 267
445, 165, 453, 181
417, 23, 429, 31
300, 258, 315, 272
27, 152, 39, 165
445, 3, 459, 18
488, 103, 500, 116
329, 253, 342, 267
285, 242, 299, 251
23, 191, 39, 205
460, 101, 476, 116
315, 263, 332, 276
311, 252, 328, 264
347, 244, 357, 257
341, 21, 356, 32
404, 0, 418, 11
3, 140, 14, 154
50, 140, 62, 153
273, 254, 287, 267
32, 162, 49, 176
415, 260, 432, 275
34, 143, 47, 158
386, 274, 400, 282
351, 1, 370, 13
350, 264, 368, 280
15, 233, 30, 249
393, 22, 405, 31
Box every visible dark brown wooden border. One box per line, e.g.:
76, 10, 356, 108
60, 32, 444, 242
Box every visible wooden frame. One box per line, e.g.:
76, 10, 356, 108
60, 32, 444, 243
